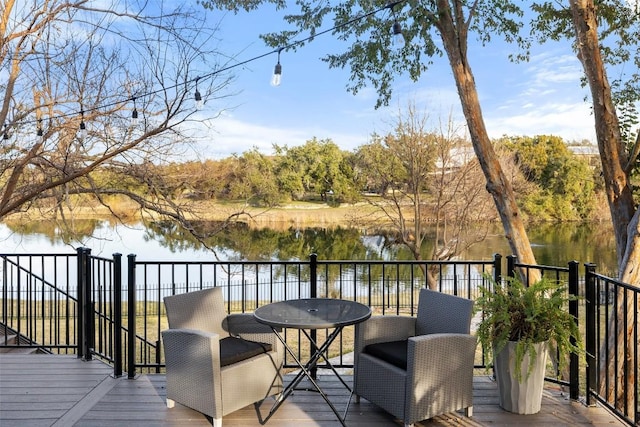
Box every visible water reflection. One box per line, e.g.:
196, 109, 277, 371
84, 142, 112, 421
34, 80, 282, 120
0, 219, 618, 274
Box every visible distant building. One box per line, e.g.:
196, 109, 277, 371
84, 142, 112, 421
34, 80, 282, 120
568, 144, 600, 167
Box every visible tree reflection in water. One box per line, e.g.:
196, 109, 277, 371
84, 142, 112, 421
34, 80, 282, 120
0, 219, 618, 275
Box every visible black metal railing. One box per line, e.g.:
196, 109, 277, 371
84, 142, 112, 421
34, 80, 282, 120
1, 252, 80, 354
124, 253, 498, 376
0, 250, 637, 425
507, 255, 639, 426
584, 265, 639, 425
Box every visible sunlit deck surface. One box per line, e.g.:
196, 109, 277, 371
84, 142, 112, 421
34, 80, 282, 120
0, 354, 626, 427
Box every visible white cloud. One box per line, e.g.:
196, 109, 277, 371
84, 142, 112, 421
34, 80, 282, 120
486, 101, 596, 142
514, 53, 584, 103
181, 109, 373, 159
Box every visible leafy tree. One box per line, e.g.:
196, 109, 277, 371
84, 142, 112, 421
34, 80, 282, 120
501, 135, 596, 220
199, 0, 540, 274
274, 138, 359, 203
531, 0, 639, 414
354, 104, 493, 287
0, 1, 237, 232
224, 149, 284, 206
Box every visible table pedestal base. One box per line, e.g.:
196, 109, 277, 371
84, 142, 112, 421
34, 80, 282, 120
259, 327, 353, 426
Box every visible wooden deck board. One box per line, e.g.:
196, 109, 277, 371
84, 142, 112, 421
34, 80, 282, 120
0, 354, 627, 427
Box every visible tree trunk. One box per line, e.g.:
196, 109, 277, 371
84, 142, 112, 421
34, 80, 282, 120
434, 1, 538, 276
569, 0, 636, 268
569, 0, 638, 415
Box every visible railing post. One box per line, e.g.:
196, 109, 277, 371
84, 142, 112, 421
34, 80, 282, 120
584, 263, 597, 406
568, 260, 579, 400
309, 253, 318, 380
2, 257, 7, 326
77, 248, 84, 359
493, 253, 502, 283
506, 255, 516, 279
113, 253, 123, 377
76, 248, 87, 359
84, 248, 94, 361
127, 254, 137, 379
310, 253, 317, 299
78, 248, 94, 361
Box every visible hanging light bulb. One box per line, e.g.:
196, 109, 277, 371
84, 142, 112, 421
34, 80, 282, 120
392, 20, 405, 49
194, 77, 203, 109
387, 1, 405, 49
79, 110, 87, 139
131, 98, 139, 125
271, 49, 283, 87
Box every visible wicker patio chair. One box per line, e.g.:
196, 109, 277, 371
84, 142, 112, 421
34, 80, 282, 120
161, 287, 284, 427
353, 288, 476, 427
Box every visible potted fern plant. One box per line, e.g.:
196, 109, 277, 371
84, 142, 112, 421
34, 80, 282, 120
475, 275, 583, 414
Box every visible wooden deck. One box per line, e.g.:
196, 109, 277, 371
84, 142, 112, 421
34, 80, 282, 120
0, 354, 626, 427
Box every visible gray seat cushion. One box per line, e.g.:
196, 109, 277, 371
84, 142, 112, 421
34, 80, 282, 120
219, 336, 272, 367
364, 339, 408, 370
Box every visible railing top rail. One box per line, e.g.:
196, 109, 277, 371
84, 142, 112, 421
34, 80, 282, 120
512, 261, 571, 273
0, 253, 78, 300
89, 254, 118, 263
318, 259, 496, 266
131, 258, 497, 266
0, 253, 76, 257
590, 271, 638, 292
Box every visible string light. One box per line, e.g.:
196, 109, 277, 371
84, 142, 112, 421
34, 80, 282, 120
79, 109, 87, 140
194, 77, 203, 109
388, 2, 405, 49
131, 98, 139, 125
271, 49, 283, 87
9, 0, 407, 134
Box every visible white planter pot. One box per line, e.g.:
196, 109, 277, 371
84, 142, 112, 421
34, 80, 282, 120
494, 341, 548, 414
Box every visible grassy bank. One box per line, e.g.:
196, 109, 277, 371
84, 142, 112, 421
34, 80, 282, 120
4, 198, 388, 230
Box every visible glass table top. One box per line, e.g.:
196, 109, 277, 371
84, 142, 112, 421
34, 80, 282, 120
253, 298, 371, 329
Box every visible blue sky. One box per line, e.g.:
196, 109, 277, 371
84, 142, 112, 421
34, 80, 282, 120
188, 5, 600, 159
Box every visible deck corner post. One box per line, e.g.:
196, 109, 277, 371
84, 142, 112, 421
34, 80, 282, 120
584, 262, 598, 406
127, 253, 137, 379
493, 253, 502, 283
506, 255, 516, 279
113, 253, 123, 377
76, 247, 94, 360
568, 260, 580, 400
309, 253, 318, 379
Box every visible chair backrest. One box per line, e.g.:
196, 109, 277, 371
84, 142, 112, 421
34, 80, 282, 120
415, 288, 473, 336
164, 287, 228, 336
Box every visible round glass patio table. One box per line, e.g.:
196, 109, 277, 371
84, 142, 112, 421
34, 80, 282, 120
254, 298, 371, 426
254, 298, 371, 329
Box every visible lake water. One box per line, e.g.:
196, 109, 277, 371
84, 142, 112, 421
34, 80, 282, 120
0, 219, 619, 274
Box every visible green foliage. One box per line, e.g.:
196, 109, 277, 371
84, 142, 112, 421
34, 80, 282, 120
200, 1, 528, 108
231, 149, 285, 206
500, 135, 598, 220
475, 275, 583, 381
274, 138, 359, 203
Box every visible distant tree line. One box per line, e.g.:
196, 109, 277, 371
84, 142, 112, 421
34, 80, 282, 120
136, 133, 603, 222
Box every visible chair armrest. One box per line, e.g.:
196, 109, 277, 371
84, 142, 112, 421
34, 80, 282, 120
224, 313, 284, 360
405, 333, 477, 421
407, 333, 477, 375
225, 313, 282, 334
161, 328, 223, 418
162, 328, 221, 364
354, 315, 416, 356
